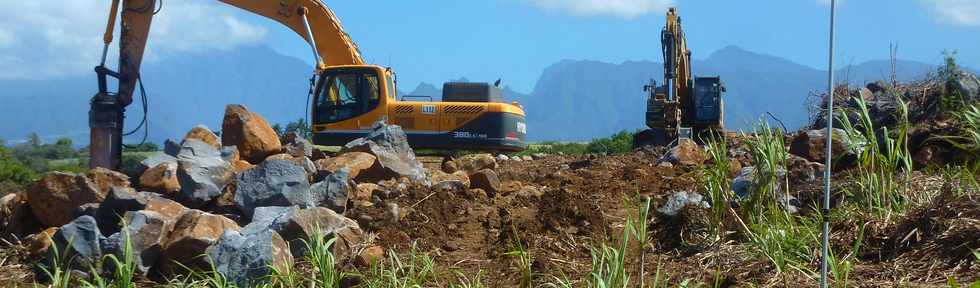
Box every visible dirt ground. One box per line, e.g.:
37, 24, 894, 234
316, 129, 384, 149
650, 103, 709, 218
352, 151, 979, 287
1, 149, 977, 287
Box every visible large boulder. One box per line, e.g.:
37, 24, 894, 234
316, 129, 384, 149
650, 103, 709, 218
101, 210, 169, 275
221, 104, 282, 164
234, 159, 312, 218
207, 228, 293, 287
28, 172, 107, 227
309, 169, 352, 214
315, 152, 377, 180
184, 125, 221, 150
44, 216, 104, 272
176, 140, 234, 208
660, 139, 704, 166
139, 161, 180, 196
95, 188, 150, 235
454, 154, 497, 174
258, 206, 363, 259
340, 122, 427, 183
158, 210, 240, 275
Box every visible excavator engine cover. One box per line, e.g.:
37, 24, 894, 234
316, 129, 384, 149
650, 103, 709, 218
692, 76, 723, 125
442, 82, 504, 103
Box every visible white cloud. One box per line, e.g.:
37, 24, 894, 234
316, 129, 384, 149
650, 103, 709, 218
0, 0, 267, 79
921, 0, 980, 26
525, 0, 673, 19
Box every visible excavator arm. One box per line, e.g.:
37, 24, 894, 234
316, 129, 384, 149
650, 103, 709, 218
90, 0, 364, 169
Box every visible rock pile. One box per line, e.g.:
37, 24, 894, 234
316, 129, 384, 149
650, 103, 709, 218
2, 104, 431, 285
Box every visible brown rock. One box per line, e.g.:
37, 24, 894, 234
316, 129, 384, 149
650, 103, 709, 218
455, 154, 497, 174
316, 152, 378, 180
469, 169, 501, 198
221, 104, 282, 164
441, 159, 459, 174
184, 125, 221, 150
0, 192, 24, 228
144, 196, 190, 224
87, 167, 131, 195
25, 227, 59, 257
28, 172, 107, 227
159, 209, 241, 275
355, 245, 385, 267
139, 161, 180, 195
354, 183, 380, 201
788, 129, 849, 163
663, 139, 705, 166
277, 207, 363, 260
230, 160, 256, 173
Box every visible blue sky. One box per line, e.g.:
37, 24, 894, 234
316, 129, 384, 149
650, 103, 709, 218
1, 0, 978, 93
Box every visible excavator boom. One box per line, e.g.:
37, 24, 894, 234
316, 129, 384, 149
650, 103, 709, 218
90, 0, 368, 169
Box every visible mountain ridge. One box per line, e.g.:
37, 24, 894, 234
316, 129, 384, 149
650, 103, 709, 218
1, 44, 975, 144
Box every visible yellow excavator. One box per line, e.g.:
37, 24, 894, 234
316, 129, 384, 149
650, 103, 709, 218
90, 0, 527, 169
634, 7, 724, 147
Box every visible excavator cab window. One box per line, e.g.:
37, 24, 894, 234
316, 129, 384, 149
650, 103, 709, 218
314, 69, 381, 124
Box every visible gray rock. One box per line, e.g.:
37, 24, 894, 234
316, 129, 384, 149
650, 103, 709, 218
177, 139, 222, 158
176, 150, 234, 209
952, 72, 980, 101
521, 155, 533, 161
731, 165, 789, 200
164, 139, 181, 157
102, 210, 168, 275
219, 146, 239, 162
531, 153, 548, 160
732, 167, 758, 199
234, 159, 312, 217
496, 154, 510, 161
340, 121, 427, 183
249, 206, 299, 230
657, 191, 708, 217
777, 194, 802, 214
309, 169, 351, 214
207, 229, 293, 288
95, 187, 149, 235
46, 216, 104, 271
285, 137, 314, 158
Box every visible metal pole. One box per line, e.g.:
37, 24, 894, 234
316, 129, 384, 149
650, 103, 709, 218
820, 0, 837, 287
